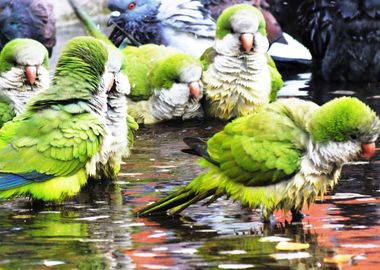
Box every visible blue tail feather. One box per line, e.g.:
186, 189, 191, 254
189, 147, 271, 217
0, 171, 53, 191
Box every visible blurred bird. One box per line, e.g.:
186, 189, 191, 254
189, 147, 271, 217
0, 38, 50, 128
269, 0, 380, 82
0, 0, 56, 56
108, 0, 215, 57
0, 36, 115, 201
201, 4, 283, 120
69, 0, 204, 125
137, 97, 380, 221
201, 0, 285, 44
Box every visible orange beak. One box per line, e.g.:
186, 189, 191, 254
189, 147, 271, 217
361, 143, 376, 160
240, 33, 254, 53
188, 81, 201, 98
104, 72, 115, 92
25, 66, 37, 85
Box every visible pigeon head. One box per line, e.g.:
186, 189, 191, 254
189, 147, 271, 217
309, 97, 380, 159
108, 0, 161, 46
215, 4, 269, 55
0, 38, 49, 88
151, 53, 203, 99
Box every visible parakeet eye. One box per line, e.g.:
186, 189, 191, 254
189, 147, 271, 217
128, 2, 136, 10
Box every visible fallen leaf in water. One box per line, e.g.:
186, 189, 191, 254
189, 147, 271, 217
275, 242, 310, 251
324, 254, 355, 264
270, 252, 312, 260
259, 236, 291, 243
218, 264, 255, 269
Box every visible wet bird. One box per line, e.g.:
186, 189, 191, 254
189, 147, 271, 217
0, 37, 117, 201
108, 0, 215, 58
269, 0, 380, 82
137, 97, 380, 221
0, 38, 50, 128
0, 0, 56, 56
201, 4, 283, 120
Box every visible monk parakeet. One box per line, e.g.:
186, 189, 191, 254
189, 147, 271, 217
0, 36, 116, 201
123, 45, 203, 124
93, 45, 132, 180
0, 38, 50, 128
68, 0, 204, 125
137, 97, 380, 221
0, 0, 56, 56
107, 0, 215, 57
201, 4, 283, 120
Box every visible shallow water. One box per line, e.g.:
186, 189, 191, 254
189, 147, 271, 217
0, 24, 379, 269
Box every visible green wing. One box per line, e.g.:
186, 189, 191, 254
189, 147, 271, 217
0, 104, 105, 176
200, 47, 216, 71
123, 45, 177, 101
0, 96, 15, 128
126, 113, 139, 147
266, 54, 283, 102
207, 103, 309, 187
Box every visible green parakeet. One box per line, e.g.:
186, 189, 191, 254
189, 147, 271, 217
201, 4, 283, 120
93, 45, 132, 180
123, 44, 204, 124
0, 38, 50, 127
0, 36, 117, 201
137, 97, 380, 221
68, 0, 204, 125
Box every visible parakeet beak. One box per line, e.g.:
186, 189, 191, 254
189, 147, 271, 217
25, 66, 37, 85
240, 33, 254, 53
188, 81, 201, 98
104, 72, 115, 92
361, 142, 376, 160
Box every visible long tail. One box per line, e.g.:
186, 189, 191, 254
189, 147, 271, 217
136, 167, 223, 216
67, 0, 112, 45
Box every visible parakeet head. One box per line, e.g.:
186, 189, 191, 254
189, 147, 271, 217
309, 97, 380, 159
53, 36, 111, 95
0, 38, 49, 90
215, 4, 268, 55
108, 0, 160, 45
150, 53, 203, 99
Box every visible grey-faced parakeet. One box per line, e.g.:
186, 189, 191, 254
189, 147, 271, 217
202, 4, 283, 120
0, 36, 116, 201
93, 45, 132, 180
123, 44, 204, 124
137, 97, 380, 221
0, 38, 50, 127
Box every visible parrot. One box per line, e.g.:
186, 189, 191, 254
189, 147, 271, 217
123, 45, 204, 124
0, 36, 118, 201
201, 0, 286, 44
107, 0, 216, 58
68, 0, 204, 125
0, 0, 56, 56
201, 4, 283, 120
137, 97, 380, 221
0, 38, 50, 128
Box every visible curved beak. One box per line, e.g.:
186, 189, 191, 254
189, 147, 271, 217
104, 72, 115, 92
188, 81, 201, 98
240, 33, 254, 53
361, 142, 376, 160
25, 66, 37, 85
